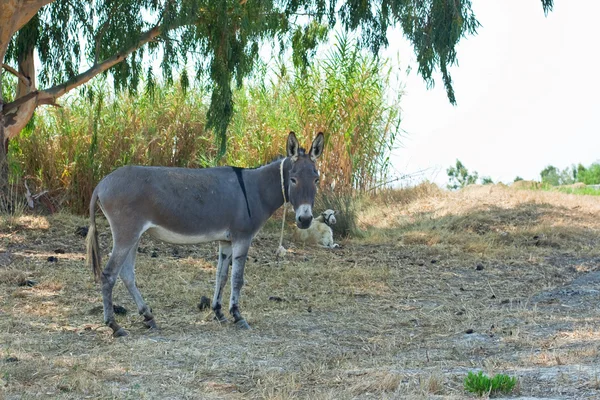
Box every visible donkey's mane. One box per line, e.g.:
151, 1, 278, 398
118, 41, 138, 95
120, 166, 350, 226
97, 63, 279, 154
259, 147, 307, 167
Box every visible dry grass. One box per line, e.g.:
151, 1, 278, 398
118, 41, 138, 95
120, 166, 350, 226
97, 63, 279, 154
1, 184, 600, 399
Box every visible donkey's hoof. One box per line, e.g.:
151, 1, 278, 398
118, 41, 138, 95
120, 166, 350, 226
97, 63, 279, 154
234, 319, 251, 330
113, 327, 129, 338
214, 315, 229, 324
143, 318, 158, 330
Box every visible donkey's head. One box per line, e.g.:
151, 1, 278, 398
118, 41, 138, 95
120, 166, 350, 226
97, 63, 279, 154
286, 131, 324, 229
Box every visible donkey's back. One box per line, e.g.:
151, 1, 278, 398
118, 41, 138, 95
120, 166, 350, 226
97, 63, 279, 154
95, 165, 255, 240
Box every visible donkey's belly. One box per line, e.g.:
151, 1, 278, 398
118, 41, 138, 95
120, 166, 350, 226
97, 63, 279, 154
147, 225, 230, 244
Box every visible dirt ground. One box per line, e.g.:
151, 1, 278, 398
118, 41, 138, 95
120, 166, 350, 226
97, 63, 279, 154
1, 184, 599, 399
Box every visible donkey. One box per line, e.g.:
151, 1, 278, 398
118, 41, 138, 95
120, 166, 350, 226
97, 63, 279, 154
87, 132, 324, 337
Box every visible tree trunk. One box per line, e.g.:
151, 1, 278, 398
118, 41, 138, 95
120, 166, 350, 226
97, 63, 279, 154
4, 25, 37, 139
0, 1, 54, 203
0, 135, 9, 210
0, 97, 10, 211
1, 40, 9, 202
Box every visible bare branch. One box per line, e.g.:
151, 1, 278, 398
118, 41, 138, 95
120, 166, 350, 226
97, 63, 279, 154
2, 91, 39, 114
2, 63, 30, 86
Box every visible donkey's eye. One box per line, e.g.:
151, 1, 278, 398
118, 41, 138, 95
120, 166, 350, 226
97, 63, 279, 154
290, 178, 298, 185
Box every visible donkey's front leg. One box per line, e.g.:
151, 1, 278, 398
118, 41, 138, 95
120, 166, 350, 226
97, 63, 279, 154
212, 241, 232, 323
230, 240, 251, 329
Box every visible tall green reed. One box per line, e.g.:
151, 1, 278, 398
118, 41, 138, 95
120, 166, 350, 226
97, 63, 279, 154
231, 35, 401, 194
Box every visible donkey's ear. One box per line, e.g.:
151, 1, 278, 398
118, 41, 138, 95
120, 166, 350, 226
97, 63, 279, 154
287, 131, 300, 160
310, 132, 324, 161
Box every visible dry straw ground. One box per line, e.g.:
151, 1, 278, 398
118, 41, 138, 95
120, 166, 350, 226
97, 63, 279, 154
1, 184, 600, 399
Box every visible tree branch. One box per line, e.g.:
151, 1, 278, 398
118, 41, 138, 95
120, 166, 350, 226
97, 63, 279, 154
1, 90, 39, 114
2, 63, 30, 86
37, 24, 163, 104
4, 22, 168, 113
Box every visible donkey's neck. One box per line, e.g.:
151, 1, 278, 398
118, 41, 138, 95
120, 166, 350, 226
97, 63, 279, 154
251, 158, 290, 218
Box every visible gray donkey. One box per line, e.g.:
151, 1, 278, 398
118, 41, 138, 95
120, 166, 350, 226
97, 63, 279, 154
87, 132, 324, 337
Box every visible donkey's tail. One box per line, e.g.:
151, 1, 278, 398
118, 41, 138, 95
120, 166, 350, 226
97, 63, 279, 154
86, 186, 102, 282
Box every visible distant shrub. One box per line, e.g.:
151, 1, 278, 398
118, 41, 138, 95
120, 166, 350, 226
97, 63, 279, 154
447, 159, 478, 190
576, 163, 600, 185
513, 176, 523, 182
481, 176, 493, 185
539, 162, 600, 187
540, 165, 576, 186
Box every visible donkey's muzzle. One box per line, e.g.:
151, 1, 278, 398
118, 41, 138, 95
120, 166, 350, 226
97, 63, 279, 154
297, 215, 313, 229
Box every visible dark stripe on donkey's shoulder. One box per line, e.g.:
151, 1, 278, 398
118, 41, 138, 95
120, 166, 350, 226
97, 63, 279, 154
232, 167, 252, 219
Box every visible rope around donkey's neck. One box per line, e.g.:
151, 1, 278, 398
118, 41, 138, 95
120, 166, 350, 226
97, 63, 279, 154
277, 157, 289, 258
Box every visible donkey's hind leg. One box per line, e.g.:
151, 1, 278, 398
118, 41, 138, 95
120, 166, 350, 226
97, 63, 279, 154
101, 244, 134, 337
119, 241, 156, 330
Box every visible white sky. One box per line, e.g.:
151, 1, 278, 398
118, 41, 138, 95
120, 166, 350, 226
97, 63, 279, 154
380, 0, 600, 186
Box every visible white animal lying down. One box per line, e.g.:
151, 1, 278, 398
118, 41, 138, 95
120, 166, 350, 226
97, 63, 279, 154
293, 209, 339, 248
